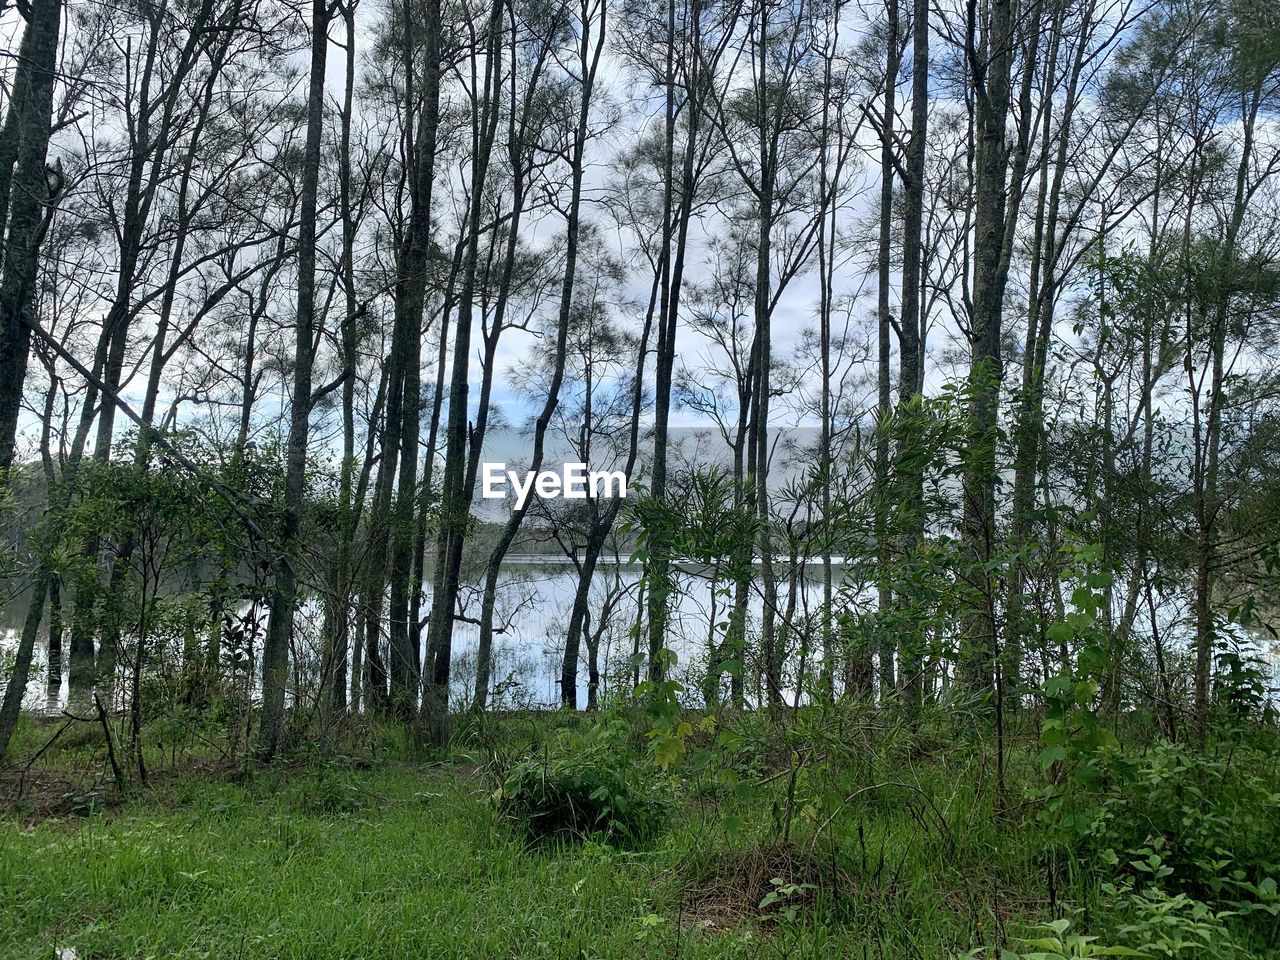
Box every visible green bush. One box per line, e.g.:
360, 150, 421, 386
1085, 741, 1280, 908
493, 714, 670, 845
971, 907, 1241, 960
1103, 881, 1247, 959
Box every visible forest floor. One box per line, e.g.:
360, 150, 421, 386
0, 709, 1275, 959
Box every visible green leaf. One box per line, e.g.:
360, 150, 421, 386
1038, 745, 1068, 769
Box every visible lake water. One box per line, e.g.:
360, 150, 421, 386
3, 556, 853, 714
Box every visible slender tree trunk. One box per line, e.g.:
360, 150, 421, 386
0, 0, 64, 761
814, 0, 846, 698
470, 0, 607, 717
646, 0, 702, 683
1006, 0, 1080, 710
873, 0, 900, 700
750, 4, 780, 715
561, 522, 609, 708
959, 0, 1016, 696
0, 569, 51, 760
0, 21, 36, 251
0, 0, 62, 477
325, 0, 363, 718
895, 0, 928, 711
1190, 84, 1258, 748
258, 0, 328, 760
465, 20, 553, 707
386, 0, 443, 722
424, 0, 519, 742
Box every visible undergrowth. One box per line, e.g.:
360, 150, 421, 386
1, 708, 1278, 958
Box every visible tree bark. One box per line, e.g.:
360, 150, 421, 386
258, 0, 328, 760
873, 0, 900, 701
0, 0, 62, 477
896, 0, 928, 710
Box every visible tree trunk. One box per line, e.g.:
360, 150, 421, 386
896, 0, 928, 711
0, 0, 62, 477
873, 0, 900, 701
958, 0, 1016, 696
258, 0, 328, 760
424, 0, 520, 742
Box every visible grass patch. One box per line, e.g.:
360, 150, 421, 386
3, 710, 1277, 958
0, 756, 1005, 959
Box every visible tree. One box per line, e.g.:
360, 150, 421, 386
258, 0, 330, 760
0, 0, 62, 479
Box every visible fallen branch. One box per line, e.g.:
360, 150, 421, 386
93, 694, 127, 793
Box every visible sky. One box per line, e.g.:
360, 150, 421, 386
0, 0, 1084, 478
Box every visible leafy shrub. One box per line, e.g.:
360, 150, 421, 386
1085, 742, 1280, 908
1103, 880, 1247, 959
965, 904, 1243, 960
961, 917, 1137, 959
493, 714, 670, 845
712, 709, 781, 780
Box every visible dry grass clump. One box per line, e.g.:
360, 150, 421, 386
678, 841, 848, 931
